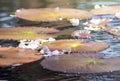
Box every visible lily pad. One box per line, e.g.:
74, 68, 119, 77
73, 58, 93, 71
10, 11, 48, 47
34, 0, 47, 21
0, 47, 42, 66
41, 54, 120, 74
42, 39, 109, 52
90, 5, 120, 15
0, 27, 59, 40
15, 8, 92, 22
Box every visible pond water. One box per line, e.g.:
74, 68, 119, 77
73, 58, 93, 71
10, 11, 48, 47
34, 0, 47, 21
0, 0, 120, 81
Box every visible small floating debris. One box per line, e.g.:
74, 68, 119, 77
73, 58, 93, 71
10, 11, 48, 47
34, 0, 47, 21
94, 4, 107, 9
18, 39, 40, 50
71, 30, 91, 39
83, 18, 112, 31
0, 47, 42, 66
40, 45, 62, 57
69, 18, 80, 26
18, 37, 56, 50
115, 12, 120, 18
106, 27, 120, 37
41, 54, 120, 73
89, 18, 112, 25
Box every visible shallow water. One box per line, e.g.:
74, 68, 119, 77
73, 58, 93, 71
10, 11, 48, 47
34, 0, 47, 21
0, 0, 120, 81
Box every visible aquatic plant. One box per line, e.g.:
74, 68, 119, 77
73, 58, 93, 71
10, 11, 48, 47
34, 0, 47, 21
90, 5, 120, 15
0, 47, 42, 66
41, 39, 109, 52
0, 27, 59, 40
41, 54, 120, 73
41, 39, 83, 49
15, 8, 92, 22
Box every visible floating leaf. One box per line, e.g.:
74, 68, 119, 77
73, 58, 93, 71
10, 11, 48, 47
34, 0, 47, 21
41, 54, 120, 73
42, 39, 109, 52
15, 8, 92, 22
90, 5, 120, 15
0, 47, 42, 66
0, 27, 59, 40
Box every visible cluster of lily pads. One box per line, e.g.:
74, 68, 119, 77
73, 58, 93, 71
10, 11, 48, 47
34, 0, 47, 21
0, 5, 120, 74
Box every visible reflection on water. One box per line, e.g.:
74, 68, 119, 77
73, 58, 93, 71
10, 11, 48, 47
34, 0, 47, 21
0, 0, 120, 81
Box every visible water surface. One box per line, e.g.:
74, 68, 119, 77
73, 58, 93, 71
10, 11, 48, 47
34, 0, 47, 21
0, 0, 120, 81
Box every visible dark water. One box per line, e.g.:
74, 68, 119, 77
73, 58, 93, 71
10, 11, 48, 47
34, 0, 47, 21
0, 0, 120, 81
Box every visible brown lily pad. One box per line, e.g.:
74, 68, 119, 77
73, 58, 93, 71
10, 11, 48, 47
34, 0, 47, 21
90, 5, 120, 15
0, 27, 59, 40
15, 8, 92, 22
0, 47, 42, 66
41, 54, 120, 74
41, 39, 109, 52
